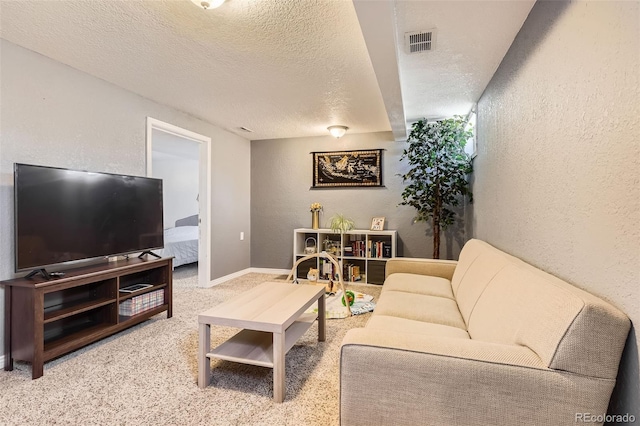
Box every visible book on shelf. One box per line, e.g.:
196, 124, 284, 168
343, 263, 362, 282
368, 241, 390, 258
319, 258, 338, 281
351, 240, 366, 257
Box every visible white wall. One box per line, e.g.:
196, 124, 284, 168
0, 40, 252, 345
472, 1, 639, 416
152, 149, 199, 228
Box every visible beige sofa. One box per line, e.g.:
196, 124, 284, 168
340, 239, 630, 426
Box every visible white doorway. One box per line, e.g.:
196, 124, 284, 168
146, 118, 211, 288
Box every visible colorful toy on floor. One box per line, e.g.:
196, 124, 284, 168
342, 290, 355, 306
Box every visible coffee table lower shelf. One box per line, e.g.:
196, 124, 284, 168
206, 313, 317, 368
198, 282, 326, 402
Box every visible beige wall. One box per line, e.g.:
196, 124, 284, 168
0, 40, 252, 348
250, 132, 468, 270
472, 0, 639, 416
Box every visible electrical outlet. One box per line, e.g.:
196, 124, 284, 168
240, 232, 245, 240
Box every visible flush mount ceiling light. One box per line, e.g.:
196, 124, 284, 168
190, 0, 225, 10
327, 125, 348, 139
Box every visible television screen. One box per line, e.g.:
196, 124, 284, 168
14, 163, 164, 272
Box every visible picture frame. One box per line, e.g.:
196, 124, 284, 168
312, 149, 383, 188
370, 217, 385, 231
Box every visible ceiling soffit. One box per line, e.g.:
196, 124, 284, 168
355, 0, 536, 137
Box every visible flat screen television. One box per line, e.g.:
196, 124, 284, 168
14, 163, 164, 275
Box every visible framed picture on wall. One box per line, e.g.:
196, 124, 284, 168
370, 217, 385, 231
312, 149, 383, 188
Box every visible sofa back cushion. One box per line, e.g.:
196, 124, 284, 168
467, 265, 583, 367
462, 241, 630, 380
451, 239, 512, 325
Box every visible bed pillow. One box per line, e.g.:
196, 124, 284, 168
175, 214, 198, 227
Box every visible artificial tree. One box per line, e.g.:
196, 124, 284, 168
399, 116, 473, 259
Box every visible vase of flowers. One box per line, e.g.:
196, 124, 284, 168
310, 202, 322, 229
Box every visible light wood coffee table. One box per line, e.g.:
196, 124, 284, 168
197, 282, 326, 402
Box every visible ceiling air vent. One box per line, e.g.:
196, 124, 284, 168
405, 29, 437, 54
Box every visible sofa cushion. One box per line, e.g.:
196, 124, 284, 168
510, 258, 630, 379
366, 315, 470, 339
451, 239, 515, 326
374, 291, 467, 330
451, 238, 487, 293
468, 262, 630, 379
382, 273, 454, 300
454, 240, 631, 380
385, 258, 457, 280
467, 265, 583, 367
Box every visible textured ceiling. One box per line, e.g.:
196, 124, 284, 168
0, 0, 534, 141
394, 0, 536, 124
0, 0, 389, 140
355, 0, 536, 140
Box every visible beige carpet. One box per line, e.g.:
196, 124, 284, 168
0, 265, 381, 425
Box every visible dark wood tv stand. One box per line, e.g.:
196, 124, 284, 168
1, 257, 173, 379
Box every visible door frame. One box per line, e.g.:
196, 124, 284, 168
146, 117, 211, 287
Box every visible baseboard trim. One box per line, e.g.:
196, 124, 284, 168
248, 267, 291, 275
205, 268, 251, 287
205, 268, 291, 287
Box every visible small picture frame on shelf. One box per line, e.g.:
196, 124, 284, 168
370, 217, 385, 231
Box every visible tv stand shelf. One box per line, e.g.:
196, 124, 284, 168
1, 257, 173, 379
118, 283, 168, 302
43, 297, 116, 323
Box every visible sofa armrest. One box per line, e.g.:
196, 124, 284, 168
385, 257, 457, 280
340, 329, 616, 426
